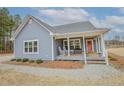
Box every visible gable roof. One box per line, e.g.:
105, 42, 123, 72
14, 15, 54, 38
53, 21, 110, 34
31, 16, 55, 33
14, 15, 110, 39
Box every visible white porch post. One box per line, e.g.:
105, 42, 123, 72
101, 34, 105, 57
98, 36, 101, 53
67, 35, 70, 56
83, 36, 87, 64
95, 37, 98, 53
51, 35, 54, 61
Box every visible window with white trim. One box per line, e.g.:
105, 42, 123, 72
63, 39, 81, 50
24, 40, 38, 54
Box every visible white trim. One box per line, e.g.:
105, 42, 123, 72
98, 36, 101, 53
54, 29, 110, 36
13, 39, 15, 58
51, 35, 54, 61
67, 37, 70, 56
14, 16, 53, 39
95, 37, 98, 53
14, 17, 29, 39
101, 34, 105, 57
86, 39, 94, 53
32, 17, 53, 35
23, 39, 39, 54
83, 36, 87, 64
63, 39, 81, 50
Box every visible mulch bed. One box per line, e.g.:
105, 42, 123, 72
2, 61, 84, 69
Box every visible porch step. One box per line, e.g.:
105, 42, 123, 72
87, 61, 106, 64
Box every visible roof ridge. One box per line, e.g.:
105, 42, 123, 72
30, 15, 53, 27
53, 21, 91, 27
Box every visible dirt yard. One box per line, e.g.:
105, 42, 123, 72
4, 61, 84, 69
108, 48, 124, 71
108, 48, 124, 57
0, 68, 124, 86
1, 49, 124, 85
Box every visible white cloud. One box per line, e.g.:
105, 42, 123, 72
89, 17, 109, 28
118, 7, 124, 14
114, 28, 123, 32
32, 8, 90, 25
32, 8, 124, 34
104, 16, 124, 25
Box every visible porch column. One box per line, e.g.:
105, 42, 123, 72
83, 36, 87, 64
95, 37, 98, 53
51, 35, 54, 61
67, 36, 70, 56
98, 36, 101, 53
101, 34, 106, 57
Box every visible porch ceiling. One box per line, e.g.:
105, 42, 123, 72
54, 30, 108, 39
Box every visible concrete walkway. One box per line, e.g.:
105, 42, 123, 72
0, 63, 122, 80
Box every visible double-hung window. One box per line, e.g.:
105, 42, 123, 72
24, 40, 39, 54
63, 39, 81, 50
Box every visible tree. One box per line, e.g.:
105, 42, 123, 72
13, 14, 22, 30
0, 8, 22, 53
0, 8, 10, 51
0, 8, 15, 52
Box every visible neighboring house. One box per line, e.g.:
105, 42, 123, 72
13, 16, 110, 64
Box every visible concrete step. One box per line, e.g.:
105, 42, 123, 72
87, 61, 106, 64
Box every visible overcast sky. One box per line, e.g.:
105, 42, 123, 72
8, 7, 124, 40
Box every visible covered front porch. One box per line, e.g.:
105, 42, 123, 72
56, 54, 106, 61
52, 30, 109, 65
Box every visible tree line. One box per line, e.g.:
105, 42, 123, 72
0, 8, 22, 53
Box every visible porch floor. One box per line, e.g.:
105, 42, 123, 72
55, 53, 105, 61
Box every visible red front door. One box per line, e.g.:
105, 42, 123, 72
87, 40, 93, 53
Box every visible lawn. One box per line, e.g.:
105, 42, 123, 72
0, 68, 124, 86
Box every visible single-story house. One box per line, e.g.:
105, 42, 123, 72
13, 15, 110, 64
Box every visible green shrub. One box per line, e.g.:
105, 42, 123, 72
22, 58, 29, 62
10, 58, 16, 61
29, 60, 35, 63
36, 59, 43, 64
16, 58, 22, 62
108, 55, 117, 61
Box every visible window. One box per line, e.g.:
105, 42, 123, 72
63, 39, 81, 50
24, 40, 39, 54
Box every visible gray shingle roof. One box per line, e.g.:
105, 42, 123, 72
32, 16, 55, 33
52, 21, 97, 34
32, 16, 110, 34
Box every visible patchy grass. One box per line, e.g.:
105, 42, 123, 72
0, 69, 124, 86
3, 61, 84, 69
108, 53, 124, 71
110, 60, 124, 71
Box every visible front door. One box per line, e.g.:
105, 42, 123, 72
87, 40, 93, 53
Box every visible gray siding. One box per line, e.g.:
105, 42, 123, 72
15, 19, 52, 60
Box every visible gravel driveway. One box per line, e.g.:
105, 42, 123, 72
0, 64, 122, 80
